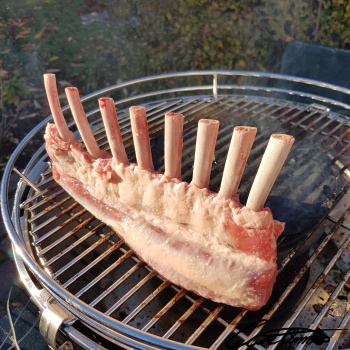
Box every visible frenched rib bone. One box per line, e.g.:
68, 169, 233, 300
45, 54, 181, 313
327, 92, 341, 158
219, 126, 257, 199
43, 73, 294, 310
65, 86, 101, 158
130, 106, 154, 171
192, 119, 220, 189
246, 134, 294, 211
164, 112, 184, 180
44, 74, 71, 142
99, 97, 129, 165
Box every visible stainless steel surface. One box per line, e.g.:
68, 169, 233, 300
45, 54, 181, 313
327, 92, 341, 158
1, 71, 350, 349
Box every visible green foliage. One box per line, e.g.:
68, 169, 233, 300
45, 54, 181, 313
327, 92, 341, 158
318, 0, 350, 47
1, 0, 350, 95
2, 75, 28, 107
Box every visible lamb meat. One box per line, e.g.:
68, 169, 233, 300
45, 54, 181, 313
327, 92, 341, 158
43, 74, 294, 310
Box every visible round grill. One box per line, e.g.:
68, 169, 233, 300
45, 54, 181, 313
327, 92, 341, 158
2, 71, 350, 349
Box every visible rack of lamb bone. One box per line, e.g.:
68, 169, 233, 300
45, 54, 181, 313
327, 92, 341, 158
44, 74, 294, 310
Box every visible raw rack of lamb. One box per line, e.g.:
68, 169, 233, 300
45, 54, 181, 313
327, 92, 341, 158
44, 74, 294, 310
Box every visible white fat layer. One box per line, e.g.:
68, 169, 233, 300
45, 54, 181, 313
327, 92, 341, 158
46, 124, 279, 309
56, 170, 275, 309
60, 145, 277, 253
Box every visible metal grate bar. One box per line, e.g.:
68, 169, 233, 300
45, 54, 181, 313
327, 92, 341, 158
97, 98, 202, 151
3, 72, 350, 350
40, 167, 53, 177
179, 97, 256, 172
34, 175, 55, 188
62, 236, 124, 289
257, 101, 290, 120
75, 252, 143, 298
178, 96, 244, 129
340, 157, 350, 175
162, 297, 205, 339
325, 309, 350, 350
278, 190, 348, 264
36, 215, 95, 256
332, 141, 350, 164
209, 308, 252, 349
295, 267, 350, 350
146, 99, 195, 121
12, 168, 41, 192
155, 96, 248, 175
241, 138, 270, 170
241, 205, 350, 348
118, 97, 226, 154
50, 224, 109, 275
122, 280, 170, 324
267, 229, 350, 349
104, 271, 157, 315
123, 99, 186, 133
28, 188, 66, 212
222, 98, 287, 124
20, 182, 59, 209
319, 119, 347, 143
285, 110, 319, 128
166, 285, 233, 330
306, 115, 336, 140
10, 90, 350, 349
184, 306, 224, 345
227, 98, 260, 118
28, 196, 77, 224
243, 100, 283, 122
142, 289, 187, 332
273, 104, 305, 121
29, 201, 80, 234
328, 126, 350, 149
32, 208, 88, 245
293, 112, 330, 133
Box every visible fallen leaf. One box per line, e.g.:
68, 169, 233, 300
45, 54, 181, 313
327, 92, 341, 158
49, 56, 59, 62
34, 28, 45, 39
16, 29, 30, 38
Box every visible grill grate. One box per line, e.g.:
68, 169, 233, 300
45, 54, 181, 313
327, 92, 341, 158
2, 72, 350, 349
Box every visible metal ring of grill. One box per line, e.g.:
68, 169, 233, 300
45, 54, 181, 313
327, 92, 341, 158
1, 71, 350, 349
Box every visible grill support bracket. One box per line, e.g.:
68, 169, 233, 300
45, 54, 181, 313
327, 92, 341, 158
39, 299, 72, 350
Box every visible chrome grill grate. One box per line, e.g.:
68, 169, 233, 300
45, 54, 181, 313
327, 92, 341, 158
2, 72, 350, 349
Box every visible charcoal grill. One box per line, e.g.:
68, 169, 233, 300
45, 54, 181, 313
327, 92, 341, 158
1, 71, 350, 349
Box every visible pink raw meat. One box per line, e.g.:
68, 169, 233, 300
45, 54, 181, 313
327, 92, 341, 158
43, 74, 294, 310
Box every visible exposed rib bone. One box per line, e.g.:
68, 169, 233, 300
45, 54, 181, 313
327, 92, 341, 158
44, 74, 71, 141
164, 112, 184, 179
129, 106, 154, 171
246, 134, 294, 212
99, 98, 128, 165
65, 87, 101, 158
219, 126, 257, 199
192, 119, 220, 189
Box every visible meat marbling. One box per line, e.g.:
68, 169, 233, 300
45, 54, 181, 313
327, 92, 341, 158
44, 74, 294, 310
